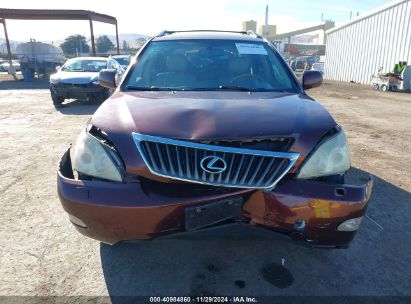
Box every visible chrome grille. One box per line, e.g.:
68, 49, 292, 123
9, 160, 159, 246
132, 133, 299, 190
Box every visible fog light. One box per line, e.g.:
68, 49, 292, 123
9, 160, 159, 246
337, 216, 364, 231
68, 214, 87, 228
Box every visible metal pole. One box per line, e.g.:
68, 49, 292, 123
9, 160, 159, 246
30, 38, 37, 77
89, 18, 96, 56
115, 22, 120, 55
1, 18, 14, 74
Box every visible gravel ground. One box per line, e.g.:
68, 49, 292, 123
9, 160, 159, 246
0, 79, 410, 300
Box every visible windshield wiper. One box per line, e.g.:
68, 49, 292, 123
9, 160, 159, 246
218, 86, 293, 93
178, 87, 278, 92
217, 85, 252, 91
125, 85, 175, 91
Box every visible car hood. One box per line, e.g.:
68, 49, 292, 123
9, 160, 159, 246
51, 71, 99, 84
90, 91, 336, 174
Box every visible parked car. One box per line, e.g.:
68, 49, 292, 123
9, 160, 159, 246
110, 55, 131, 69
303, 56, 318, 70
57, 30, 373, 248
49, 57, 124, 105
0, 60, 21, 72
311, 62, 324, 75
293, 56, 317, 71
288, 58, 296, 70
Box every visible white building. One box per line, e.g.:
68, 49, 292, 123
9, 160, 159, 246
325, 0, 411, 84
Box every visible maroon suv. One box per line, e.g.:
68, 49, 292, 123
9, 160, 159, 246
57, 30, 373, 248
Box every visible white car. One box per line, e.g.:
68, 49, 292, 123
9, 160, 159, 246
311, 62, 324, 75
49, 57, 124, 105
110, 55, 131, 69
0, 60, 21, 72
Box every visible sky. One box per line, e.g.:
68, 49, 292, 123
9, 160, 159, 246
0, 0, 392, 42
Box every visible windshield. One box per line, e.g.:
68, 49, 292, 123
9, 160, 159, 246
125, 40, 298, 92
62, 59, 107, 72
114, 57, 130, 66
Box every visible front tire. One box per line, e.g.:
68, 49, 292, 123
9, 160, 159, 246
51, 93, 64, 105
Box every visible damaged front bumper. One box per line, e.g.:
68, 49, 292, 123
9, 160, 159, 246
57, 148, 373, 247
50, 83, 104, 98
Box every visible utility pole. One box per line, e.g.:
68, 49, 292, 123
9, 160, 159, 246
264, 5, 269, 38
115, 22, 120, 55
89, 17, 96, 56
0, 18, 14, 75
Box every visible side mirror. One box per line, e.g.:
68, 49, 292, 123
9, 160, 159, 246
99, 69, 117, 89
302, 70, 323, 90
55, 66, 61, 71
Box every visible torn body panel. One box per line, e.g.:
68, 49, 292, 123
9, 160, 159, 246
58, 148, 373, 247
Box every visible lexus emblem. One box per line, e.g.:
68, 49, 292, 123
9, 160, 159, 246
200, 156, 227, 174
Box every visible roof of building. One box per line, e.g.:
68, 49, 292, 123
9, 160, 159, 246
326, 0, 409, 34
0, 8, 117, 24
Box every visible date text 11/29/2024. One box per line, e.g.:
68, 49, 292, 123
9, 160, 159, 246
150, 296, 257, 303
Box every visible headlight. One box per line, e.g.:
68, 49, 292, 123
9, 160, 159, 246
50, 77, 60, 84
297, 130, 350, 179
337, 216, 364, 231
72, 130, 124, 182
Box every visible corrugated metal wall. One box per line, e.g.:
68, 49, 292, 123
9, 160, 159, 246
325, 0, 411, 84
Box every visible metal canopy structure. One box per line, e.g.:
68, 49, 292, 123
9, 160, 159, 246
0, 8, 120, 71
268, 24, 327, 41
267, 21, 335, 44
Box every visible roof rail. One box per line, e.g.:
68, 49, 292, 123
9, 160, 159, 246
155, 30, 263, 38
157, 30, 173, 37
246, 30, 262, 38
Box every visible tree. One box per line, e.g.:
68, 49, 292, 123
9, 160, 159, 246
136, 37, 147, 47
122, 40, 129, 51
96, 35, 114, 54
60, 35, 89, 55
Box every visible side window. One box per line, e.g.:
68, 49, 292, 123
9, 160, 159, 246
268, 51, 293, 89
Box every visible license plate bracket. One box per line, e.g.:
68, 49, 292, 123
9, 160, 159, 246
185, 197, 243, 231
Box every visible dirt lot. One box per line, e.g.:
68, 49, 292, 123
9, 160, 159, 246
0, 79, 410, 300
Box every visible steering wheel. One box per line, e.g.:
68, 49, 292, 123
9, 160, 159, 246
230, 73, 266, 85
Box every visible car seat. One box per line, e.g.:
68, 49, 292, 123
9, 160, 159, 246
154, 54, 194, 88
